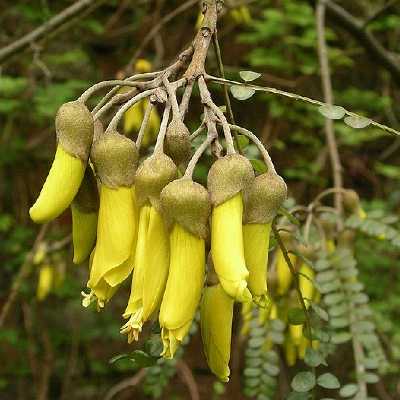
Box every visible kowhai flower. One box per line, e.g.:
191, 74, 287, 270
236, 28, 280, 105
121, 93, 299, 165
208, 154, 254, 302
30, 101, 94, 223
159, 179, 210, 358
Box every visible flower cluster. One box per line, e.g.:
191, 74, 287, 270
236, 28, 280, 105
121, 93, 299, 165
29, 68, 287, 383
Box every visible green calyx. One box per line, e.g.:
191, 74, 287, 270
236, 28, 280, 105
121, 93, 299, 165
55, 100, 94, 161
135, 153, 178, 209
207, 154, 254, 206
244, 172, 287, 224
90, 130, 138, 188
160, 178, 211, 239
164, 118, 191, 166
72, 167, 99, 213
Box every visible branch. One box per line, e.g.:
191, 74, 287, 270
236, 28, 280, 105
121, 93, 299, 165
316, 1, 344, 227
0, 0, 105, 65
309, 0, 400, 85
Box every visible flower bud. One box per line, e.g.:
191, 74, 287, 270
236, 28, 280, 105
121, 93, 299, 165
90, 131, 138, 188
37, 265, 54, 301
135, 153, 177, 209
243, 173, 287, 306
164, 118, 191, 166
200, 284, 234, 382
343, 189, 366, 219
159, 179, 210, 357
71, 168, 99, 264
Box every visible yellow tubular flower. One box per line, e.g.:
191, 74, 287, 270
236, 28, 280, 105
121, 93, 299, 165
160, 223, 205, 358
212, 193, 251, 301
208, 154, 255, 302
240, 302, 253, 338
289, 324, 303, 346
299, 263, 315, 308
159, 179, 210, 358
30, 146, 85, 223
285, 339, 297, 367
243, 223, 271, 306
243, 170, 287, 306
276, 248, 295, 296
84, 132, 139, 305
30, 101, 94, 223
71, 168, 99, 264
121, 205, 151, 342
201, 284, 234, 382
37, 265, 54, 301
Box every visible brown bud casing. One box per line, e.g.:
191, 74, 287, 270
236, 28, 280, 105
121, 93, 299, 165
207, 154, 254, 206
90, 130, 138, 188
160, 178, 211, 239
93, 119, 104, 142
244, 172, 287, 224
343, 189, 361, 212
55, 101, 94, 161
164, 118, 191, 166
135, 153, 178, 209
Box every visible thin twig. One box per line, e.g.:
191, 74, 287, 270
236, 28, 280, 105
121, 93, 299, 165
154, 103, 172, 154
124, 0, 199, 73
229, 124, 277, 174
176, 360, 200, 400
206, 74, 400, 137
0, 224, 49, 328
136, 100, 154, 150
363, 0, 400, 29
316, 1, 343, 228
179, 81, 194, 119
103, 370, 146, 400
0, 0, 105, 64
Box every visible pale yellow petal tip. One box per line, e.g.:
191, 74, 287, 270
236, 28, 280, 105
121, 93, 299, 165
81, 290, 105, 311
236, 282, 252, 303
161, 328, 181, 359
358, 208, 367, 220
253, 293, 271, 309
120, 311, 144, 343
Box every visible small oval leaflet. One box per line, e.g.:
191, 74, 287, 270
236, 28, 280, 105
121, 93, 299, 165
318, 105, 346, 120
339, 383, 359, 398
291, 371, 316, 393
317, 373, 341, 389
344, 115, 371, 129
239, 70, 262, 82
230, 85, 256, 101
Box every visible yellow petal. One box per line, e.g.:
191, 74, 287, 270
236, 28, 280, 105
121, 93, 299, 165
88, 185, 136, 288
124, 101, 143, 135
30, 146, 85, 223
37, 265, 53, 301
325, 239, 336, 254
142, 206, 169, 320
211, 193, 251, 302
298, 336, 308, 360
243, 222, 271, 307
121, 205, 151, 341
289, 324, 303, 346
276, 249, 295, 296
159, 224, 205, 358
71, 205, 97, 264
200, 284, 234, 382
299, 263, 315, 308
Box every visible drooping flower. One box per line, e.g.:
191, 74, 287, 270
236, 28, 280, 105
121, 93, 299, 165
84, 131, 138, 306
200, 283, 234, 382
30, 101, 94, 223
276, 234, 296, 296
243, 172, 287, 306
36, 265, 54, 301
71, 167, 99, 264
208, 154, 255, 302
121, 153, 177, 342
159, 179, 210, 358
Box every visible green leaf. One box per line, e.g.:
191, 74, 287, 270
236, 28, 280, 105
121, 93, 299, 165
250, 159, 268, 173
277, 206, 301, 226
287, 392, 310, 400
304, 348, 327, 367
230, 85, 256, 100
110, 350, 158, 368
331, 332, 352, 344
239, 70, 262, 82
318, 105, 346, 120
363, 373, 379, 384
339, 383, 358, 397
344, 115, 371, 129
311, 303, 329, 322
291, 371, 316, 393
236, 134, 250, 148
317, 373, 340, 389
288, 308, 306, 325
